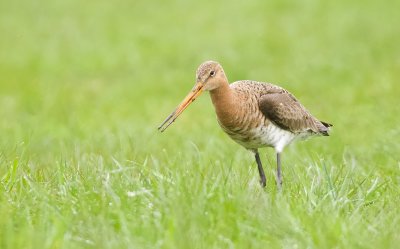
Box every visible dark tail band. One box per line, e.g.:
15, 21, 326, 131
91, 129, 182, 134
319, 121, 332, 136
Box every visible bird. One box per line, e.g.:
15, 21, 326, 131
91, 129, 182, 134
158, 61, 332, 188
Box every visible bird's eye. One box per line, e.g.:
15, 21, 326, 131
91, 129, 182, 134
210, 71, 215, 77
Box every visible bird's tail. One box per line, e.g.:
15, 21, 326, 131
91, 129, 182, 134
319, 121, 333, 136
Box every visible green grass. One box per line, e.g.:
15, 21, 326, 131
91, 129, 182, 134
1, 0, 400, 248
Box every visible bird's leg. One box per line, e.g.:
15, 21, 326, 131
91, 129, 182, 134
254, 150, 266, 188
276, 152, 282, 189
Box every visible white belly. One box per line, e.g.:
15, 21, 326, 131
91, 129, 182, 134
221, 122, 312, 152
254, 124, 297, 152
234, 123, 303, 153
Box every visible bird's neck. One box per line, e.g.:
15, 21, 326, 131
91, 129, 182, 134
209, 80, 237, 127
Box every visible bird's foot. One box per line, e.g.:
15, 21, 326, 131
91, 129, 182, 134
260, 177, 266, 188
276, 178, 282, 191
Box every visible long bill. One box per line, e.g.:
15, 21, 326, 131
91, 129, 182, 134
158, 82, 204, 132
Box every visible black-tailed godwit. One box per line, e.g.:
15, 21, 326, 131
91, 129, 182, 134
159, 61, 332, 188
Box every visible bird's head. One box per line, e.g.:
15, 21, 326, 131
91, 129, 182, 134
158, 60, 226, 132
195, 61, 226, 91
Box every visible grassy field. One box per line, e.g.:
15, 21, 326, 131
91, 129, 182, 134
1, 0, 400, 248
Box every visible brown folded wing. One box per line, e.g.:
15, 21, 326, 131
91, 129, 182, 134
258, 92, 330, 135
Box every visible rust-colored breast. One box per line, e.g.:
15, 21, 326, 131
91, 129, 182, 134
209, 80, 274, 148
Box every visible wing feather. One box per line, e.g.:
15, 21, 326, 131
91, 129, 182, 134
258, 92, 329, 134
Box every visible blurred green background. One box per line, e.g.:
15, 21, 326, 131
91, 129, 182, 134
1, 0, 399, 248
